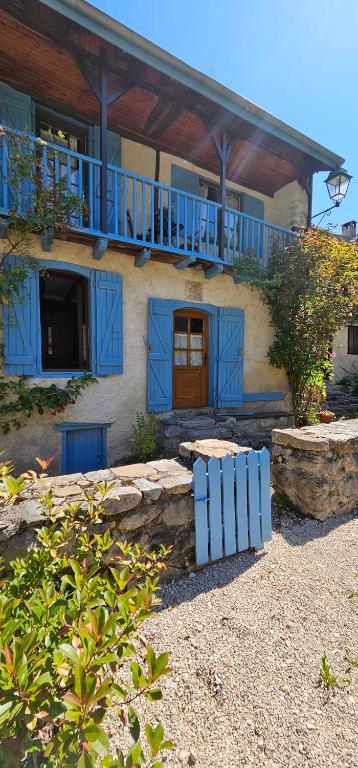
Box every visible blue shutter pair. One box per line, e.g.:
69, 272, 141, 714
3, 256, 123, 376
147, 300, 244, 412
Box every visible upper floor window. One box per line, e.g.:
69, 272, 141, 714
37, 110, 87, 154
40, 270, 89, 372
199, 179, 241, 210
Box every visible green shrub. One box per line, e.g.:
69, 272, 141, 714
0, 463, 173, 767
133, 412, 159, 463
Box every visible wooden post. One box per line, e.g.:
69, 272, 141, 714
100, 64, 108, 234
210, 130, 232, 261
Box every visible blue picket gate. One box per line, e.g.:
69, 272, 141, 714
193, 448, 272, 566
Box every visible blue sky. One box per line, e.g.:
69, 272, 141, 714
93, 0, 357, 229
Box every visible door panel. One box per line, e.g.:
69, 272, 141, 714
173, 309, 208, 408
65, 428, 104, 474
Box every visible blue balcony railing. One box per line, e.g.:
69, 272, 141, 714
0, 126, 297, 266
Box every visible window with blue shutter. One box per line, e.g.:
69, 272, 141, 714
217, 307, 244, 407
0, 83, 34, 212
147, 299, 173, 412
3, 255, 39, 375
3, 258, 123, 378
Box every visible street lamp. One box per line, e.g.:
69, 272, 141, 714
311, 166, 352, 221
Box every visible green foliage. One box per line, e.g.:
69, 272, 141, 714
2, 127, 86, 240
236, 230, 358, 426
133, 412, 160, 463
319, 653, 351, 690
0, 462, 173, 767
0, 374, 96, 434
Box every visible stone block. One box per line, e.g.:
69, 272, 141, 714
54, 484, 83, 497
272, 428, 329, 452
35, 473, 84, 489
147, 458, 186, 475
179, 439, 250, 462
133, 477, 162, 500
159, 472, 193, 495
118, 504, 161, 532
187, 427, 232, 441
15, 499, 45, 526
101, 484, 142, 516
110, 463, 158, 481
161, 495, 193, 527
84, 469, 112, 482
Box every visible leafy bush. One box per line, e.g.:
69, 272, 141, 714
0, 463, 173, 767
235, 230, 358, 426
133, 412, 159, 463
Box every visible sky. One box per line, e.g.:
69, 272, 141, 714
92, 0, 358, 230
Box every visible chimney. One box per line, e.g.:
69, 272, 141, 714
341, 220, 357, 240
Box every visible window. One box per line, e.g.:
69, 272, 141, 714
4, 257, 123, 377
348, 325, 358, 355
40, 270, 89, 371
173, 314, 204, 367
36, 111, 87, 154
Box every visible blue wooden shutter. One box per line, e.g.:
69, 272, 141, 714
93, 270, 123, 375
147, 299, 173, 413
0, 82, 33, 131
241, 193, 265, 259
0, 83, 34, 212
90, 126, 121, 232
3, 255, 39, 375
171, 165, 200, 245
217, 307, 244, 408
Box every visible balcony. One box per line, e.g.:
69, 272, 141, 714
0, 127, 297, 272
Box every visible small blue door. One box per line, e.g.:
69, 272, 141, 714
57, 423, 111, 474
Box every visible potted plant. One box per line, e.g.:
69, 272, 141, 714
318, 409, 335, 424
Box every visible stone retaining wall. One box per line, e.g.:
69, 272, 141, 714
272, 419, 358, 519
0, 458, 195, 579
157, 411, 294, 456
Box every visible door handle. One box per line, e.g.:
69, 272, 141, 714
97, 453, 102, 465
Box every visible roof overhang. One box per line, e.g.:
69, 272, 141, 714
42, 0, 344, 171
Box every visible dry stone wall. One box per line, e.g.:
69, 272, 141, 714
272, 420, 358, 519
0, 458, 195, 579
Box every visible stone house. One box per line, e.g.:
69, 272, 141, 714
0, 0, 345, 474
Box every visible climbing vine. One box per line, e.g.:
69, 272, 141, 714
0, 127, 95, 432
234, 229, 358, 425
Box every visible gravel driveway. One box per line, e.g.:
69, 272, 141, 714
111, 505, 358, 768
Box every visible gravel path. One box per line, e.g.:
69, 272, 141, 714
110, 506, 358, 768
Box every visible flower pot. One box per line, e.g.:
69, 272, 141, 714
319, 412, 335, 424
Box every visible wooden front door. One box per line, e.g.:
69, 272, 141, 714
173, 309, 208, 409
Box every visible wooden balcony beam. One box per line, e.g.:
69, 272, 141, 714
135, 248, 151, 267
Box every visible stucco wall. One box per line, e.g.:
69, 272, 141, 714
0, 238, 291, 474
272, 180, 308, 229
333, 326, 358, 381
